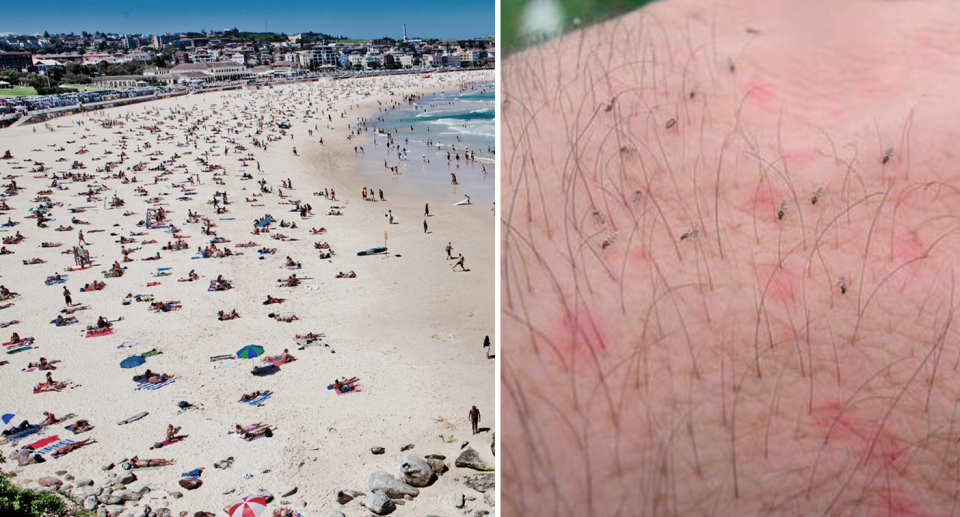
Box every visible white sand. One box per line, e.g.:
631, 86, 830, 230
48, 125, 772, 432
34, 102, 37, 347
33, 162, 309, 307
0, 71, 495, 516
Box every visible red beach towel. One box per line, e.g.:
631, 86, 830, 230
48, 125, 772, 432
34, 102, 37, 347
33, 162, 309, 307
27, 436, 58, 450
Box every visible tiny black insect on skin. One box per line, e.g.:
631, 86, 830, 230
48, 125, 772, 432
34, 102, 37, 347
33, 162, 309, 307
811, 187, 822, 205
882, 147, 894, 164
665, 118, 677, 129
777, 200, 787, 221
839, 277, 848, 295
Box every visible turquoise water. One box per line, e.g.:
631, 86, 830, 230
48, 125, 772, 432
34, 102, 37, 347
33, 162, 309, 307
352, 81, 496, 207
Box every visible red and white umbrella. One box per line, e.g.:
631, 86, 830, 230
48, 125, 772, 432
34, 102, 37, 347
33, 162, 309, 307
229, 495, 267, 517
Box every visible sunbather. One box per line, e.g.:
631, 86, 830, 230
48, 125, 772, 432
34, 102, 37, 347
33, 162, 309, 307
28, 357, 60, 370
52, 314, 77, 326
40, 411, 60, 426
147, 371, 174, 384
71, 419, 92, 433
335, 270, 357, 278
178, 270, 200, 282
218, 309, 240, 321
282, 274, 299, 287
125, 456, 174, 468
53, 438, 97, 456
239, 390, 270, 402
262, 295, 285, 305
268, 313, 299, 322
296, 332, 325, 341
151, 301, 181, 312
333, 377, 360, 393
165, 424, 181, 441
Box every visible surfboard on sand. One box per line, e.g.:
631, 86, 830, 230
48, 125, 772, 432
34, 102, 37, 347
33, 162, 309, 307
117, 412, 148, 425
357, 247, 387, 256
454, 199, 471, 206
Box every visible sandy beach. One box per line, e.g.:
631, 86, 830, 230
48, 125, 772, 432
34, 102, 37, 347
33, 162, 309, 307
0, 70, 495, 517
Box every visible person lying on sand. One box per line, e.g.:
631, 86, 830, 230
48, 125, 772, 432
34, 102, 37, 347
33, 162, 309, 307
296, 332, 325, 341
0, 246, 11, 255
333, 378, 360, 393
28, 357, 60, 370
268, 313, 299, 323
263, 295, 285, 305
309, 227, 326, 234
178, 270, 200, 282
236, 423, 275, 440
239, 390, 270, 402
259, 247, 276, 254
53, 438, 96, 457
61, 304, 90, 314
145, 370, 174, 384
124, 456, 174, 469
335, 271, 357, 278
218, 309, 240, 321
72, 419, 92, 433
23, 258, 46, 265
151, 301, 181, 312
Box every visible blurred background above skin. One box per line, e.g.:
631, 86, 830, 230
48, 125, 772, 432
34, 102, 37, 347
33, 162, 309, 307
503, 0, 655, 55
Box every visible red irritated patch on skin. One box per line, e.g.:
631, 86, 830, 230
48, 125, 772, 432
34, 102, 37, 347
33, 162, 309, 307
892, 229, 926, 264
756, 263, 800, 306
742, 184, 782, 221
781, 147, 819, 168
810, 402, 924, 515
550, 303, 608, 367
744, 79, 778, 110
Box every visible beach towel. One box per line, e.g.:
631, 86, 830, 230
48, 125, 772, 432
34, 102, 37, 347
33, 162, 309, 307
154, 437, 185, 448
141, 350, 161, 358
34, 383, 68, 393
117, 340, 140, 349
136, 379, 175, 390
38, 438, 72, 455
64, 424, 93, 434
245, 393, 271, 406
85, 329, 112, 338
181, 468, 204, 477
3, 337, 34, 347
6, 426, 46, 443
27, 435, 58, 450
213, 360, 238, 370
147, 282, 160, 286
41, 439, 73, 456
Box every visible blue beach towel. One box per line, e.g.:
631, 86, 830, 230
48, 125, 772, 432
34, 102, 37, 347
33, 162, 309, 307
38, 439, 73, 455
246, 394, 271, 406
135, 379, 175, 390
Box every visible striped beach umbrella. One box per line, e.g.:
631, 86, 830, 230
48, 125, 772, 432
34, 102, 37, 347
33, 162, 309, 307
236, 345, 264, 360
229, 494, 267, 517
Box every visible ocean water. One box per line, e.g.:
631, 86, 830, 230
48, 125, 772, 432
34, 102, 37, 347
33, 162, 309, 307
352, 81, 496, 207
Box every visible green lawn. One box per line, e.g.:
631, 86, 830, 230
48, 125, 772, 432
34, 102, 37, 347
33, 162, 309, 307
0, 84, 111, 97
0, 86, 37, 97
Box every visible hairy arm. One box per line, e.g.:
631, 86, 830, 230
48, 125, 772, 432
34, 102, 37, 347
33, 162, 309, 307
501, 0, 960, 515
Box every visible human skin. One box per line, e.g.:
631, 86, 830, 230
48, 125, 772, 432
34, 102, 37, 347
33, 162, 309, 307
501, 0, 960, 515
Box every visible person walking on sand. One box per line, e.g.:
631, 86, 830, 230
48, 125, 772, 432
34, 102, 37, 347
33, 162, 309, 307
423, 219, 428, 234
78, 230, 87, 245
63, 286, 72, 307
424, 203, 429, 217
453, 254, 465, 271
446, 242, 452, 259
469, 406, 480, 435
